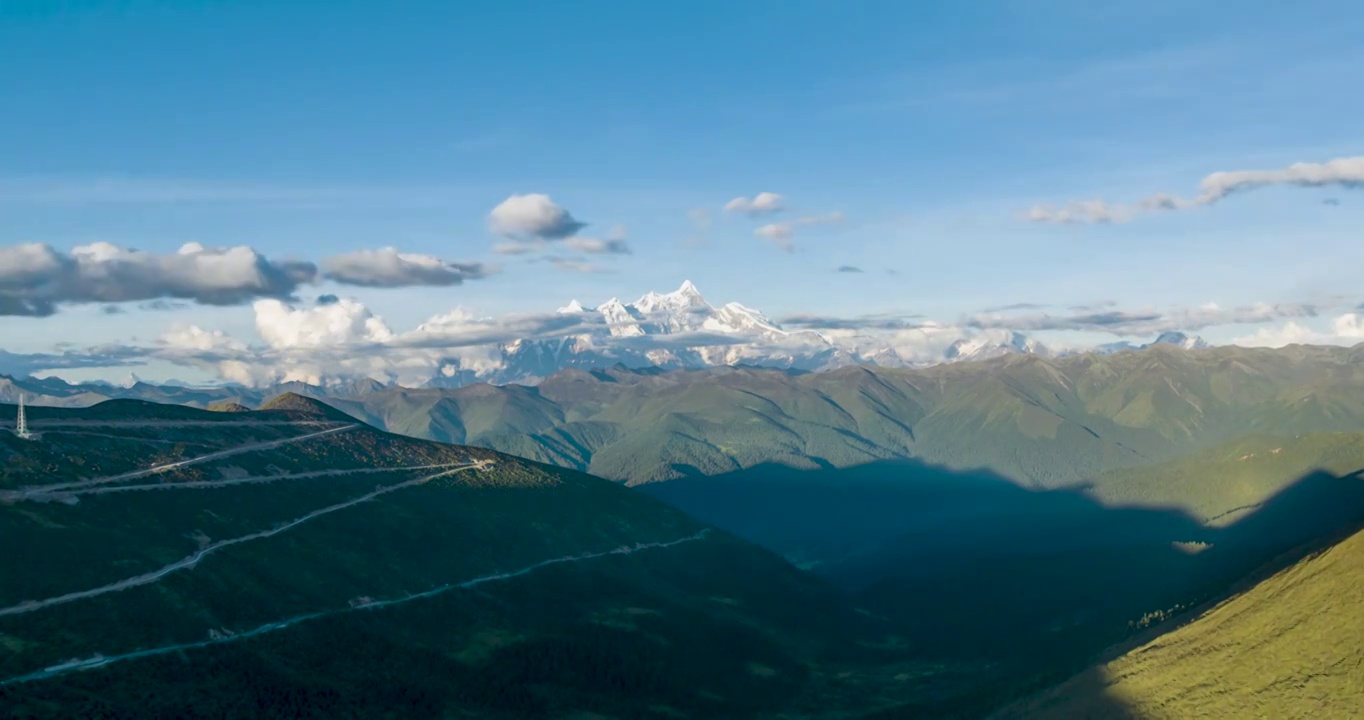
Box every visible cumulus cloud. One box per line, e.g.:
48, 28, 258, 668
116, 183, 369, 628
488, 193, 586, 240
723, 192, 784, 216
253, 297, 395, 349
1027, 155, 1364, 224
321, 247, 487, 288
0, 242, 315, 316
1232, 313, 1364, 349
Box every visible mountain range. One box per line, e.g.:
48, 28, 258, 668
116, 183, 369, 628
428, 280, 871, 386
3, 282, 1222, 395
8, 346, 1364, 717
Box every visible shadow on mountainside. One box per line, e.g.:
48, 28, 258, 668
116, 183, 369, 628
642, 459, 1364, 718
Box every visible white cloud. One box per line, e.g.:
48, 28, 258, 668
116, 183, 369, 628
1198, 156, 1364, 204
159, 324, 248, 352
754, 223, 795, 251
488, 193, 586, 239
753, 212, 843, 251
1232, 312, 1364, 348
724, 192, 785, 216
253, 298, 395, 349
1028, 155, 1364, 224
1024, 199, 1136, 225
0, 241, 316, 316
322, 247, 486, 288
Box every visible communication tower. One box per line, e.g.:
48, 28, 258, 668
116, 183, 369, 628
15, 393, 32, 440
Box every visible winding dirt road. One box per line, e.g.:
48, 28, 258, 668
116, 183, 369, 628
0, 460, 492, 618
7, 424, 359, 501
0, 528, 708, 687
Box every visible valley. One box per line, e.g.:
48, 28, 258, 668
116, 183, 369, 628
8, 343, 1364, 717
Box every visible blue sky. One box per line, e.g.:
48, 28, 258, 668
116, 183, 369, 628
3, 0, 1364, 381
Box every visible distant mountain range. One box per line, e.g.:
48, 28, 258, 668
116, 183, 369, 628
5, 281, 1215, 397
427, 280, 864, 387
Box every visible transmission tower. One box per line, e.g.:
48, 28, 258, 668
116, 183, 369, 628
15, 393, 32, 440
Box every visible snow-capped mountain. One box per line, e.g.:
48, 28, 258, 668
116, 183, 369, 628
943, 330, 1052, 363
421, 282, 1225, 387
1093, 331, 1209, 355
426, 281, 862, 387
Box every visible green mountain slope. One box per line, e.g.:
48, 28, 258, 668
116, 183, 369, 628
0, 396, 921, 719
1087, 431, 1364, 525
995, 524, 1364, 719
284, 345, 1364, 487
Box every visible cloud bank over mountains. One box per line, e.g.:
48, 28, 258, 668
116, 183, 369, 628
5, 278, 1363, 388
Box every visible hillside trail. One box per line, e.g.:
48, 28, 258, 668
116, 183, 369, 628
0, 527, 710, 688
0, 461, 489, 618
5, 424, 358, 500
64, 462, 468, 497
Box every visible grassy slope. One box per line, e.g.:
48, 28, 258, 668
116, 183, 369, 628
288, 345, 1364, 487
0, 396, 921, 719
1088, 431, 1364, 525
996, 525, 1364, 719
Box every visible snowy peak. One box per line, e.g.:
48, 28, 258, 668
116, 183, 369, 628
557, 300, 585, 314
945, 330, 1050, 362
1152, 331, 1209, 350
1093, 332, 1210, 355
633, 280, 710, 315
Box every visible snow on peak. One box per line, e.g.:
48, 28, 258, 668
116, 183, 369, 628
557, 299, 586, 314
633, 280, 710, 314
1092, 332, 1210, 355
1152, 331, 1209, 350
945, 330, 1050, 362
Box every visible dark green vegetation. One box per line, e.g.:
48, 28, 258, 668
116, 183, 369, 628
995, 522, 1364, 719
0, 396, 930, 719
